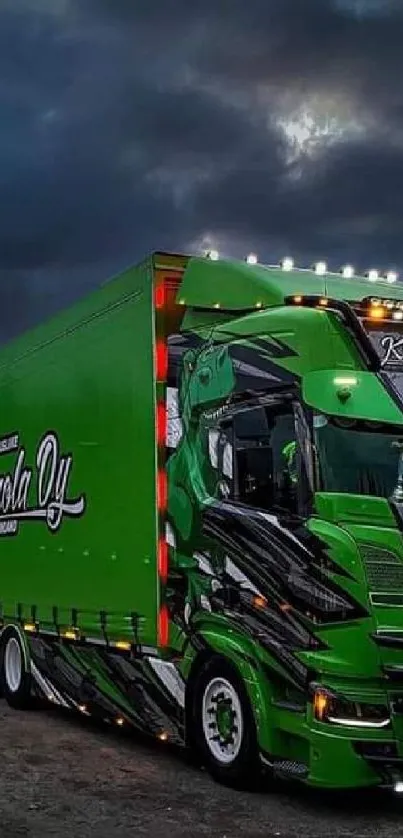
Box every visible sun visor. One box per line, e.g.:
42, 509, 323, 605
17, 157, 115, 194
302, 369, 403, 424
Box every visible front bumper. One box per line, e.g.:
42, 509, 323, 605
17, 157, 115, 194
353, 740, 403, 789
263, 690, 403, 790
306, 725, 403, 789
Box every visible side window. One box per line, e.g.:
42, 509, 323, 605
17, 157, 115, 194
207, 422, 235, 500
212, 402, 299, 514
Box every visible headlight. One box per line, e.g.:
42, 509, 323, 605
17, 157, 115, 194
313, 687, 390, 728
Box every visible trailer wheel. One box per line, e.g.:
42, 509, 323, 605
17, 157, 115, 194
192, 656, 260, 789
0, 627, 34, 710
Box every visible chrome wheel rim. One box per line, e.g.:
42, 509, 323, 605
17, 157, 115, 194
202, 676, 243, 764
5, 637, 22, 693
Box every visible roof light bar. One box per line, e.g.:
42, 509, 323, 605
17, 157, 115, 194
365, 296, 403, 311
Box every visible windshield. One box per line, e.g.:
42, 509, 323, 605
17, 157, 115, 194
314, 415, 403, 499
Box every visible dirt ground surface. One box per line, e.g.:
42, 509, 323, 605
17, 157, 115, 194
0, 700, 402, 838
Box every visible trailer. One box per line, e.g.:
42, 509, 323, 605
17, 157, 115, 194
1, 251, 403, 791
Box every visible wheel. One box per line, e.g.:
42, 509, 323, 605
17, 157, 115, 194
0, 626, 34, 709
192, 656, 260, 789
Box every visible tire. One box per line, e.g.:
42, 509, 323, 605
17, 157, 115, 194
0, 626, 34, 710
192, 656, 260, 789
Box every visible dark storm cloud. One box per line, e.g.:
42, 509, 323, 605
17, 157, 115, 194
1, 0, 403, 339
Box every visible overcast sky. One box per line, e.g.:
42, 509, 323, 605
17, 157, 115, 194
2, 0, 403, 340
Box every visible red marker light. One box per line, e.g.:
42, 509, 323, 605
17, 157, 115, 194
155, 341, 168, 381
156, 402, 167, 447
157, 469, 168, 511
158, 538, 168, 583
158, 604, 169, 647
154, 283, 166, 310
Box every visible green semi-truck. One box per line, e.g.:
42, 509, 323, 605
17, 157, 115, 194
2, 251, 403, 792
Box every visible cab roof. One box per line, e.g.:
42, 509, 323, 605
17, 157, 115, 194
177, 256, 403, 311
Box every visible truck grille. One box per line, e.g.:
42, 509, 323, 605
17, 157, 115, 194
360, 544, 403, 592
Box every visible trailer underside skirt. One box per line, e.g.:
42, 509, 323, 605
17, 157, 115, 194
28, 636, 186, 747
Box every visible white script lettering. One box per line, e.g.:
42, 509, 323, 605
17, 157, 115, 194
380, 335, 403, 367
0, 432, 85, 535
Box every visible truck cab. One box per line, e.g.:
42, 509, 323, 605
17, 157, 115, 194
163, 255, 403, 790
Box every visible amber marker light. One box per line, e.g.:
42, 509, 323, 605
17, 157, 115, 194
314, 690, 329, 722
115, 641, 131, 651
252, 595, 267, 609
369, 305, 385, 320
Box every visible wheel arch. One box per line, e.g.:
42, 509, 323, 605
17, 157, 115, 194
183, 628, 271, 749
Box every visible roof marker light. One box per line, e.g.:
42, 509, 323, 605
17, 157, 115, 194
315, 262, 327, 276
246, 253, 258, 265
394, 311, 403, 321
207, 249, 219, 261
342, 265, 354, 279
318, 298, 328, 307
293, 295, 303, 304
281, 257, 294, 272
387, 271, 398, 284
367, 269, 379, 282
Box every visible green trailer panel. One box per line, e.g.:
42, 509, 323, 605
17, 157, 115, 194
0, 258, 159, 645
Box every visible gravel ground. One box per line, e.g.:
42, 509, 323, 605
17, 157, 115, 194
0, 700, 402, 838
